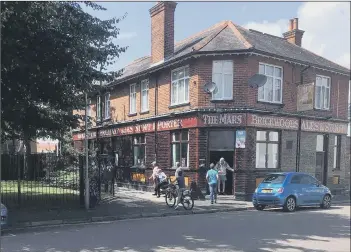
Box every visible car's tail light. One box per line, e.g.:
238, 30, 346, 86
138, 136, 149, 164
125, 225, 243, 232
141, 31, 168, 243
277, 188, 284, 193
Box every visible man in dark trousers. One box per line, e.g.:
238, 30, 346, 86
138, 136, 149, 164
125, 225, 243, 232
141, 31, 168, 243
174, 162, 186, 210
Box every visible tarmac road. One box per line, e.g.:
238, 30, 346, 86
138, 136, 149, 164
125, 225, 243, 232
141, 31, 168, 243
1, 205, 350, 252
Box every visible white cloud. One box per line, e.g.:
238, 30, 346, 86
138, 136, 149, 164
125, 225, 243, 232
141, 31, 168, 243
117, 32, 138, 40
244, 2, 350, 69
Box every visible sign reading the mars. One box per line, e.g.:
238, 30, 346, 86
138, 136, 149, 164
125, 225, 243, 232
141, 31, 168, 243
200, 113, 246, 126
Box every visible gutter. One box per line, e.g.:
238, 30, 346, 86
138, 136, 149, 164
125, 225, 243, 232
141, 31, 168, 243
107, 49, 350, 89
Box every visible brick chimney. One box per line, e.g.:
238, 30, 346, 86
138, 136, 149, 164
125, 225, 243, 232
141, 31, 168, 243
149, 1, 177, 64
283, 18, 305, 47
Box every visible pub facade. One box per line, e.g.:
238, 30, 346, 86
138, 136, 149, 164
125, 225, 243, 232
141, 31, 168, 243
72, 2, 350, 199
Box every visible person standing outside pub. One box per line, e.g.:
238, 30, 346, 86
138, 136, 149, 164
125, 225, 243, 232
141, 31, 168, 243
174, 162, 186, 210
206, 163, 219, 204
149, 161, 160, 196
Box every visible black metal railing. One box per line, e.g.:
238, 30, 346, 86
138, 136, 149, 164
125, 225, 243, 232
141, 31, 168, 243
1, 153, 80, 208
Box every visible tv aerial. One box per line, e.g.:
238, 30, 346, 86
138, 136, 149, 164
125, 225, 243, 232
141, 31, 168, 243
248, 74, 267, 88
203, 81, 218, 94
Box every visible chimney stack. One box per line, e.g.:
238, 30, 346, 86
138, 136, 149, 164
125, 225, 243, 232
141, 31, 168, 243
149, 1, 177, 64
283, 18, 305, 47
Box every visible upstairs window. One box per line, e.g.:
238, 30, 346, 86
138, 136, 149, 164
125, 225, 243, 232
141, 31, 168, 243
171, 66, 189, 105
96, 95, 101, 121
104, 93, 110, 119
141, 79, 149, 112
130, 83, 136, 114
87, 99, 91, 118
258, 63, 283, 103
315, 75, 330, 110
212, 60, 233, 100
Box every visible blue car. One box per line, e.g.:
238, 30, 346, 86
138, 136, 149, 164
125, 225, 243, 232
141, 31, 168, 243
252, 172, 332, 212
1, 203, 8, 227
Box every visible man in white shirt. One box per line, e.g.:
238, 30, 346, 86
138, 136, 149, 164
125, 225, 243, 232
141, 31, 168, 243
149, 161, 160, 196
155, 169, 168, 198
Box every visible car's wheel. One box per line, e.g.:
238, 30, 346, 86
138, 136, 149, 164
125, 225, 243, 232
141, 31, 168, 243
254, 205, 266, 211
283, 196, 296, 212
320, 194, 331, 209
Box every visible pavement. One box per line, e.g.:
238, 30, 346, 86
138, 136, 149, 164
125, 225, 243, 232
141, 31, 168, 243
1, 204, 350, 252
3, 187, 254, 232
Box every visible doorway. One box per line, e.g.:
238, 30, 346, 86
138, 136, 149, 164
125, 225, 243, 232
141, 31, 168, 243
315, 134, 329, 186
209, 151, 234, 195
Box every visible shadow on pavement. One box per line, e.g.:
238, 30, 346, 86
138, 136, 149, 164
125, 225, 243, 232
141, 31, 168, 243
2, 205, 350, 252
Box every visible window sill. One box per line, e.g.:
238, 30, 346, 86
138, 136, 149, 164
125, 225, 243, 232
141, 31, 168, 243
140, 110, 150, 115
255, 167, 281, 169
169, 102, 190, 109
257, 100, 285, 107
128, 113, 137, 117
210, 99, 233, 103
314, 108, 331, 112
332, 168, 341, 172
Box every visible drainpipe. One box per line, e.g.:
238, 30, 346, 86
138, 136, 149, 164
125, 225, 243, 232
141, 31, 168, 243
295, 65, 310, 172
154, 74, 159, 163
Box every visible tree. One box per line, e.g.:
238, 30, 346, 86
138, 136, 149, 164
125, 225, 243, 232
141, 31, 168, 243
1, 1, 127, 152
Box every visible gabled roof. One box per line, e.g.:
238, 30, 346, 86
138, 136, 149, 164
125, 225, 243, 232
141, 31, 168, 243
115, 20, 350, 83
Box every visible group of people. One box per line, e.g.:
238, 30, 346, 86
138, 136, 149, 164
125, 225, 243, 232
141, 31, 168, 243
206, 157, 235, 204
149, 161, 185, 210
149, 157, 234, 206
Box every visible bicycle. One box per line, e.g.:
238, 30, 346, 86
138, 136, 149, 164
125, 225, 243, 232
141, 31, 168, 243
165, 182, 194, 210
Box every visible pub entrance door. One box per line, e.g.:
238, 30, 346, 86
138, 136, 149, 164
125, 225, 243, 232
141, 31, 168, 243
208, 130, 236, 195
315, 134, 329, 185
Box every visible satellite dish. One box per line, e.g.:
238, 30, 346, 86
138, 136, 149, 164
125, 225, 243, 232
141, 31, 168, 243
248, 74, 267, 88
203, 81, 218, 94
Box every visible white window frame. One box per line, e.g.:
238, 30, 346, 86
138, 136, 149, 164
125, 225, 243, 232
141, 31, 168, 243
212, 60, 234, 100
315, 75, 331, 110
130, 83, 136, 114
133, 135, 146, 166
140, 79, 149, 112
171, 130, 189, 168
171, 65, 190, 106
258, 62, 283, 104
255, 130, 280, 169
96, 95, 101, 121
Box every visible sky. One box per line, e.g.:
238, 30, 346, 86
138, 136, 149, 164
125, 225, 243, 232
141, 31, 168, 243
81, 1, 350, 72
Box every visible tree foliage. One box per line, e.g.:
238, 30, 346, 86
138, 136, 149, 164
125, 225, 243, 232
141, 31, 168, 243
1, 1, 127, 146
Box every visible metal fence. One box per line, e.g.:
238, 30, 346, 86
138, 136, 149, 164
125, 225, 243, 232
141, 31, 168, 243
1, 153, 81, 208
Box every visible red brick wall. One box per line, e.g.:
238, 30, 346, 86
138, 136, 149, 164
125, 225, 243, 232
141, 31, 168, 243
246, 56, 350, 120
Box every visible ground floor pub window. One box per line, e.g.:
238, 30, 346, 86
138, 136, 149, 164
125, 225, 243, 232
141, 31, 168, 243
133, 135, 145, 166
171, 130, 189, 167
256, 130, 280, 168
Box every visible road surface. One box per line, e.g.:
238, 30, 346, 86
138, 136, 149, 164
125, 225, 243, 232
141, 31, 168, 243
1, 205, 350, 252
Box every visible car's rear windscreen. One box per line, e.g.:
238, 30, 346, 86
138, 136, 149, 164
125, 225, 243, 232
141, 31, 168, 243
262, 174, 286, 184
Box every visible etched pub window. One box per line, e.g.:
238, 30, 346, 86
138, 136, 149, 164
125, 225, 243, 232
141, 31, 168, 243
256, 130, 280, 169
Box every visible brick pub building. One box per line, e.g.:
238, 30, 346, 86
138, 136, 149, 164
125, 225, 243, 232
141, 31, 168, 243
73, 2, 350, 200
